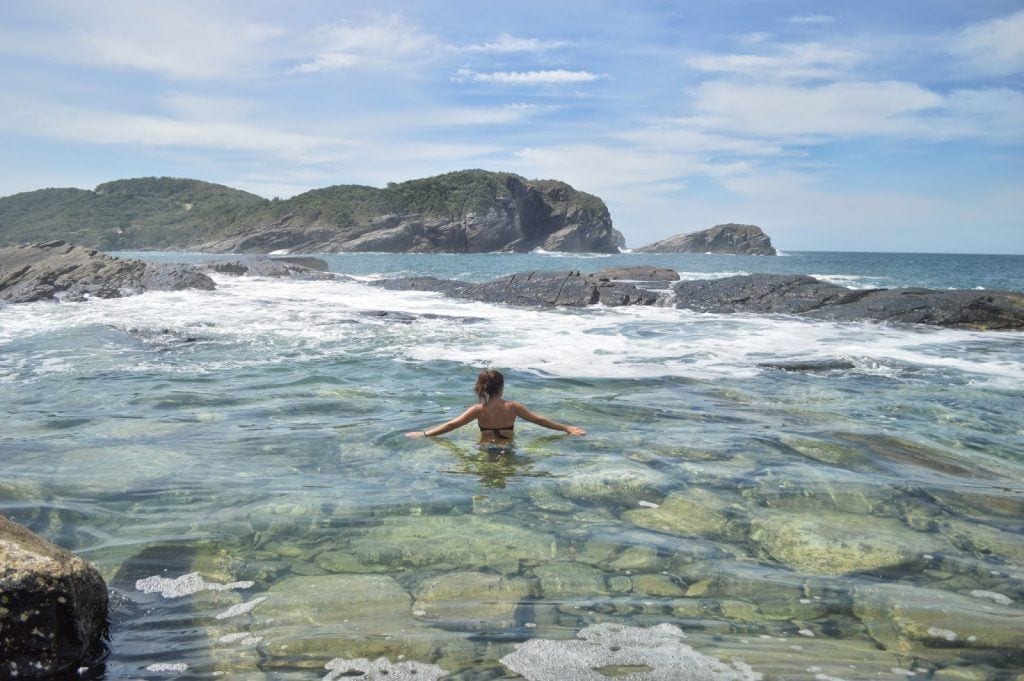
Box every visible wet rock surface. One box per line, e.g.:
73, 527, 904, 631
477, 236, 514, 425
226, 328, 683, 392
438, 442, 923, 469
200, 255, 340, 280
0, 240, 214, 303
673, 273, 1024, 329
0, 515, 109, 677
377, 270, 660, 307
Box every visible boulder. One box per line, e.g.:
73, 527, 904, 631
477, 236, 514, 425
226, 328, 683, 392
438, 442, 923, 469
378, 270, 660, 307
412, 571, 532, 630
623, 488, 734, 539
635, 224, 776, 255
853, 583, 1024, 656
348, 515, 557, 575
591, 266, 680, 284
0, 241, 214, 303
0, 515, 109, 677
748, 509, 948, 575
673, 274, 1024, 330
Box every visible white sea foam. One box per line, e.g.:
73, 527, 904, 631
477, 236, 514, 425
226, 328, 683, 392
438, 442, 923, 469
2, 275, 1022, 389
136, 572, 254, 598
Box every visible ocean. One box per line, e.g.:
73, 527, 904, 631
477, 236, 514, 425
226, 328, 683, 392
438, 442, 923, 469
2, 250, 1023, 680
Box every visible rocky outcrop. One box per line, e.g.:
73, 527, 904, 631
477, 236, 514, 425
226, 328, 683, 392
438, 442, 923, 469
0, 515, 109, 677
0, 241, 215, 303
199, 256, 339, 280
196, 172, 625, 254
673, 274, 1024, 330
636, 224, 776, 255
377, 270, 660, 307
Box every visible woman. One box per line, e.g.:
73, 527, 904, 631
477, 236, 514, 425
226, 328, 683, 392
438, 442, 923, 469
407, 369, 585, 440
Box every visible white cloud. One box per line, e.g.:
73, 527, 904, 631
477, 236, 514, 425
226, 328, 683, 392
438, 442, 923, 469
453, 68, 605, 84
683, 80, 1023, 143
687, 42, 863, 81
788, 14, 836, 26
465, 33, 568, 53
952, 10, 1024, 75
14, 1, 285, 79
0, 97, 345, 163
293, 15, 441, 73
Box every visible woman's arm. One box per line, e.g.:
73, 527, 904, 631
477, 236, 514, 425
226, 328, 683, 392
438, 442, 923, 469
407, 405, 481, 438
511, 401, 585, 436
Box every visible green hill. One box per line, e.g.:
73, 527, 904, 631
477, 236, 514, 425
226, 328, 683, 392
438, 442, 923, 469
0, 170, 622, 253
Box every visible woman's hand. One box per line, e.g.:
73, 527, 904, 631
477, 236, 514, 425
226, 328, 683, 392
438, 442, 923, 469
406, 431, 426, 438
565, 426, 586, 436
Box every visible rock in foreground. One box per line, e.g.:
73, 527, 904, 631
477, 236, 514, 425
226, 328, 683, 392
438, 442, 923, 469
674, 274, 1024, 330
0, 241, 214, 303
0, 515, 109, 677
636, 224, 776, 255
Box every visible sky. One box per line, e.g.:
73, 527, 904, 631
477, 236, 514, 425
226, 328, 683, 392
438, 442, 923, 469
1, 1, 1022, 253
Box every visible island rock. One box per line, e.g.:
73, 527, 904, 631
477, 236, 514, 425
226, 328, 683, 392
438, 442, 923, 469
200, 255, 339, 280
672, 274, 1024, 330
635, 224, 777, 255
1, 515, 109, 677
0, 241, 215, 303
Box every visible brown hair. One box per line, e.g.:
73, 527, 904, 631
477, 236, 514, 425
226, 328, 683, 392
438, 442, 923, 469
474, 369, 504, 402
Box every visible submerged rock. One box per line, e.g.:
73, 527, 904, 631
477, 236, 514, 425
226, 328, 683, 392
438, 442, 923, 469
412, 571, 532, 630
0, 516, 109, 677
0, 240, 214, 303
748, 509, 946, 575
623, 488, 735, 539
348, 515, 557, 575
673, 273, 1024, 330
853, 583, 1024, 656
500, 622, 762, 680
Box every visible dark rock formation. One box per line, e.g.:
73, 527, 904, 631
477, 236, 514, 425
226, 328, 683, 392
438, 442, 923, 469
377, 270, 660, 307
636, 224, 776, 255
673, 274, 1024, 330
0, 515, 109, 677
200, 256, 340, 280
592, 266, 680, 284
0, 241, 215, 303
194, 172, 626, 254
757, 359, 857, 372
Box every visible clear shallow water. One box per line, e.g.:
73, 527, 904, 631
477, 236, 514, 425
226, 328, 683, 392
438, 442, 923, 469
2, 251, 1023, 679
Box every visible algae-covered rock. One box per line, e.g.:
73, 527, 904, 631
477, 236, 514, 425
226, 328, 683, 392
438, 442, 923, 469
749, 510, 946, 575
349, 515, 556, 575
742, 466, 895, 516
853, 583, 1024, 656
533, 562, 608, 597
630, 573, 688, 598
623, 488, 733, 539
940, 518, 1024, 566
500, 622, 761, 680
254, 574, 423, 664
556, 465, 665, 506
413, 571, 531, 630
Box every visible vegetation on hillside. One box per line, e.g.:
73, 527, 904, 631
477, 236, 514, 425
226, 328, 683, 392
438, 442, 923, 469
0, 170, 608, 250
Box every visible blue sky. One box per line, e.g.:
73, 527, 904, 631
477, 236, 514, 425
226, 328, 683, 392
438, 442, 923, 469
1, 1, 1021, 253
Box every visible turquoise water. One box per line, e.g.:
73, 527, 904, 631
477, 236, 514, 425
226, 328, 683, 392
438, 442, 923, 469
2, 251, 1023, 679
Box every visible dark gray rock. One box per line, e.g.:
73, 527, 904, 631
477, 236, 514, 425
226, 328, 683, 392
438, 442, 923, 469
0, 515, 109, 677
377, 270, 660, 307
757, 359, 857, 372
592, 266, 680, 284
673, 274, 1024, 330
271, 256, 329, 271
0, 241, 215, 303
636, 224, 777, 255
200, 256, 340, 280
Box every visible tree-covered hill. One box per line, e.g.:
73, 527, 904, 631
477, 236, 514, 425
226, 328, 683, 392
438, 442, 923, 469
0, 170, 623, 253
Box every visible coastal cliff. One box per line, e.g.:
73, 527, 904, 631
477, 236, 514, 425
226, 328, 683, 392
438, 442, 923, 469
636, 224, 776, 255
0, 171, 625, 254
